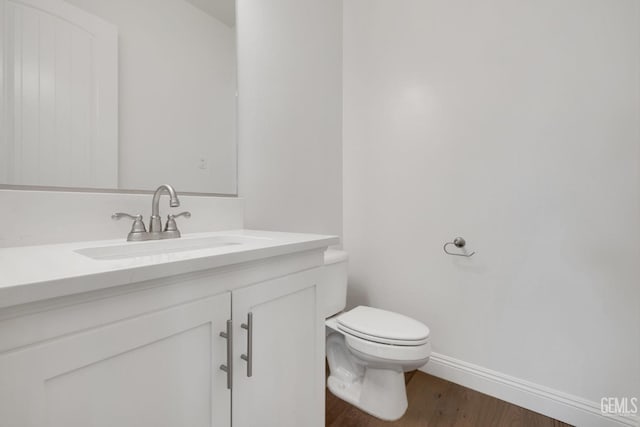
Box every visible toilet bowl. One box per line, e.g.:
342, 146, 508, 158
322, 250, 431, 421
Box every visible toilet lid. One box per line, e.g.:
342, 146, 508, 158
337, 306, 430, 346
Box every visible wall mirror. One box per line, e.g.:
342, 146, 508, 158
0, 0, 237, 195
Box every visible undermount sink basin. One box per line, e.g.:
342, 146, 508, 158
75, 236, 245, 260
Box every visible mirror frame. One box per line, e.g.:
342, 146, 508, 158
0, 183, 237, 197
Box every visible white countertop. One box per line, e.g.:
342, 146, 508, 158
0, 230, 339, 309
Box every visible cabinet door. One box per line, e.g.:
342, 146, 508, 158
0, 292, 231, 427
232, 268, 324, 427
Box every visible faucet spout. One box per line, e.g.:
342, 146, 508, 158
150, 184, 180, 232
152, 184, 179, 217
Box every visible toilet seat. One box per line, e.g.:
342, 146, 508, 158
343, 333, 431, 363
337, 306, 430, 346
338, 324, 428, 346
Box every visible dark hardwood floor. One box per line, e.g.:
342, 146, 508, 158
326, 371, 572, 427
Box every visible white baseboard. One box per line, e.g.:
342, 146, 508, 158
421, 352, 638, 427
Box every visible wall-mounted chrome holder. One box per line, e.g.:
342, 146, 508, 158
443, 237, 476, 257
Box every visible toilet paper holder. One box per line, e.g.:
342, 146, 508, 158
443, 237, 476, 257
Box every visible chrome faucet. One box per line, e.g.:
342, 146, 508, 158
149, 184, 180, 233
112, 184, 191, 241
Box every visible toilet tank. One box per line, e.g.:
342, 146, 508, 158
321, 249, 349, 318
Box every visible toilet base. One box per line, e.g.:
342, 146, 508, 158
328, 367, 408, 421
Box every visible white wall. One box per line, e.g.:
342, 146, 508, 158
343, 0, 639, 422
237, 0, 342, 236
66, 0, 237, 194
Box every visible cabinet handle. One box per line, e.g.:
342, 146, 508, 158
240, 312, 253, 377
219, 319, 233, 389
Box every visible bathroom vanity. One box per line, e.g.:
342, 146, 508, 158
0, 230, 338, 427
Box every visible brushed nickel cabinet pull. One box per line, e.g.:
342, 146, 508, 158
219, 319, 233, 389
240, 312, 253, 377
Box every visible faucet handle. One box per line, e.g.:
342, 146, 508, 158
165, 211, 191, 233
112, 212, 147, 234
169, 211, 191, 220
112, 212, 141, 221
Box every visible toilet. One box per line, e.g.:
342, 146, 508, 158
323, 249, 431, 421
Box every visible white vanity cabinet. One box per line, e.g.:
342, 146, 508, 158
0, 292, 233, 427
232, 270, 324, 427
0, 245, 329, 427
